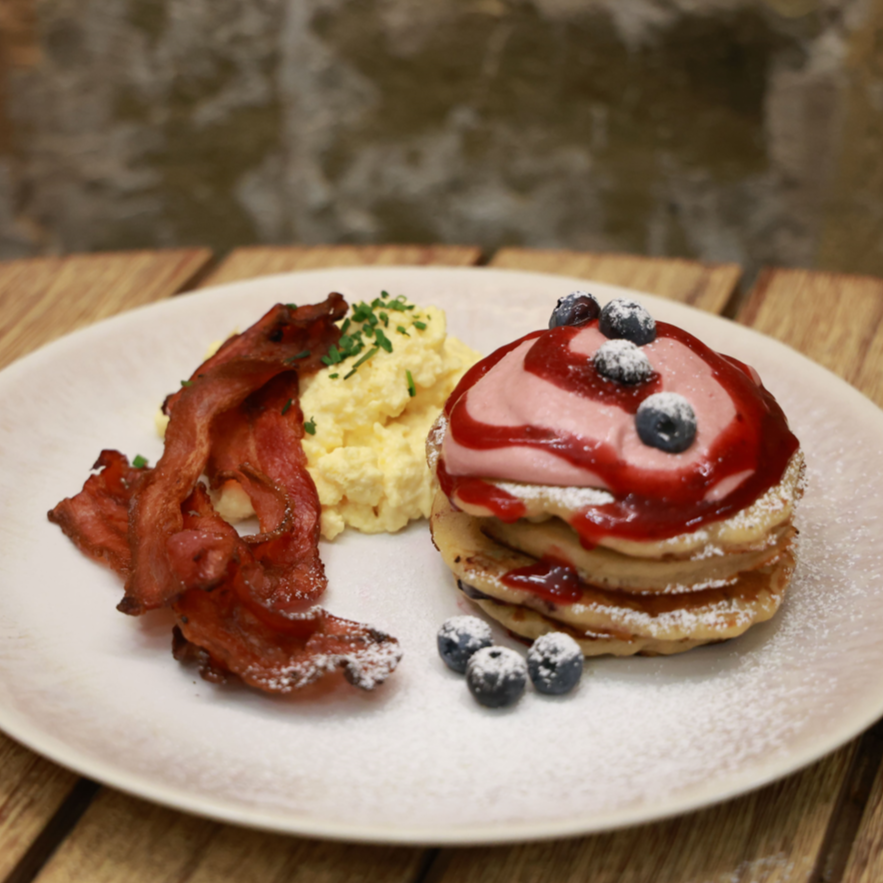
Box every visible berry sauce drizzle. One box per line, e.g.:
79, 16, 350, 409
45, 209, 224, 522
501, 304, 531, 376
439, 320, 799, 545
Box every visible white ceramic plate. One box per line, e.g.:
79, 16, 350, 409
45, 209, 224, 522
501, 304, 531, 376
1, 266, 881, 845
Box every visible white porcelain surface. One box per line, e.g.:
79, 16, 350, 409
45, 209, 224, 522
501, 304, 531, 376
0, 266, 881, 844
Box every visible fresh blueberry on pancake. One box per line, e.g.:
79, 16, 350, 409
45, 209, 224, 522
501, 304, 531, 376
427, 293, 804, 657
599, 297, 657, 345
549, 291, 601, 328
636, 392, 697, 453
593, 339, 653, 386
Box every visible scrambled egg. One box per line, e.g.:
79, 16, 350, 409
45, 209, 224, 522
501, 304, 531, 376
176, 295, 479, 540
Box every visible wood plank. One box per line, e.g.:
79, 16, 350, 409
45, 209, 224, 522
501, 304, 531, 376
433, 744, 855, 883
32, 243, 485, 883
489, 248, 741, 314
199, 244, 482, 288
0, 248, 213, 881
0, 249, 212, 371
842, 731, 883, 883
740, 267, 883, 407
34, 790, 425, 883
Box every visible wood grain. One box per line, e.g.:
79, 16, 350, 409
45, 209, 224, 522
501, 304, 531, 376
0, 249, 212, 371
740, 267, 883, 406
432, 744, 855, 883
34, 790, 425, 883
199, 244, 482, 288
843, 739, 883, 883
0, 248, 212, 880
489, 248, 741, 314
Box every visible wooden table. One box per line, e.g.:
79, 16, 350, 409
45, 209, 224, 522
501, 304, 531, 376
1, 245, 882, 883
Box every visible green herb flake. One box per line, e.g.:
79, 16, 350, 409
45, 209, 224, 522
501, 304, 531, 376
285, 302, 298, 309
387, 300, 407, 313
413, 321, 427, 330
285, 349, 310, 363
180, 379, 194, 388
406, 370, 416, 398
281, 398, 293, 415
375, 328, 393, 353
381, 290, 390, 299
329, 373, 339, 379
340, 318, 351, 334
379, 311, 389, 327
304, 417, 317, 435
397, 325, 410, 336
132, 454, 149, 469
344, 345, 380, 379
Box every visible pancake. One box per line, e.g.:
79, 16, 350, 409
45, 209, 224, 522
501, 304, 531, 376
427, 292, 803, 656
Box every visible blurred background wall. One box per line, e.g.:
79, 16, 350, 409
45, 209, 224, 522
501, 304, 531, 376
0, 0, 880, 279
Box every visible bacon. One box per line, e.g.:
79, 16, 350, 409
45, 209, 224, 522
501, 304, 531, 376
48, 450, 144, 577
48, 294, 402, 694
122, 295, 346, 616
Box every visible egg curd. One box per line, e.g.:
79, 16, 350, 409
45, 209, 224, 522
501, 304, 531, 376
162, 294, 479, 540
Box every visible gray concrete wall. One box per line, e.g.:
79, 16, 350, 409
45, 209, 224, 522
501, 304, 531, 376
1, 0, 882, 280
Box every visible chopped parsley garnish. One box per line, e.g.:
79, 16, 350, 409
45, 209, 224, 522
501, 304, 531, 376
344, 346, 379, 379
180, 379, 193, 388
281, 398, 293, 415
285, 350, 310, 363
285, 303, 297, 309
325, 290, 424, 380
304, 417, 317, 435
413, 321, 427, 330
374, 328, 393, 353
132, 454, 149, 469
406, 370, 416, 398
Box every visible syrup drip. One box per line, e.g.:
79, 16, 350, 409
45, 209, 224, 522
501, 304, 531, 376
441, 320, 799, 543
500, 559, 583, 604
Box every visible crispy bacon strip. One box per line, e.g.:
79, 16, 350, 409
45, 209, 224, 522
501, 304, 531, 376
122, 294, 346, 615
169, 486, 401, 691
48, 450, 144, 577
48, 294, 403, 694
204, 372, 326, 613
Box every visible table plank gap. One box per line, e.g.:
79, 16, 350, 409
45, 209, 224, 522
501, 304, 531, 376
32, 790, 427, 883
4, 780, 100, 883
433, 745, 855, 883
840, 721, 883, 883
816, 720, 883, 883
197, 244, 483, 288
489, 248, 742, 314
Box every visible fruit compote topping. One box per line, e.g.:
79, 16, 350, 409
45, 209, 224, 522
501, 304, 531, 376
437, 292, 799, 545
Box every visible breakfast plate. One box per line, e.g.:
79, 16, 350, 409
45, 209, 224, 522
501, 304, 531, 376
1, 266, 882, 844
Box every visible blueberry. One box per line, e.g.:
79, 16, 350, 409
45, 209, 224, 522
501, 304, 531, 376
593, 340, 653, 385
465, 646, 527, 708
635, 392, 697, 453
527, 633, 583, 695
437, 615, 493, 673
599, 298, 656, 345
549, 291, 601, 329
